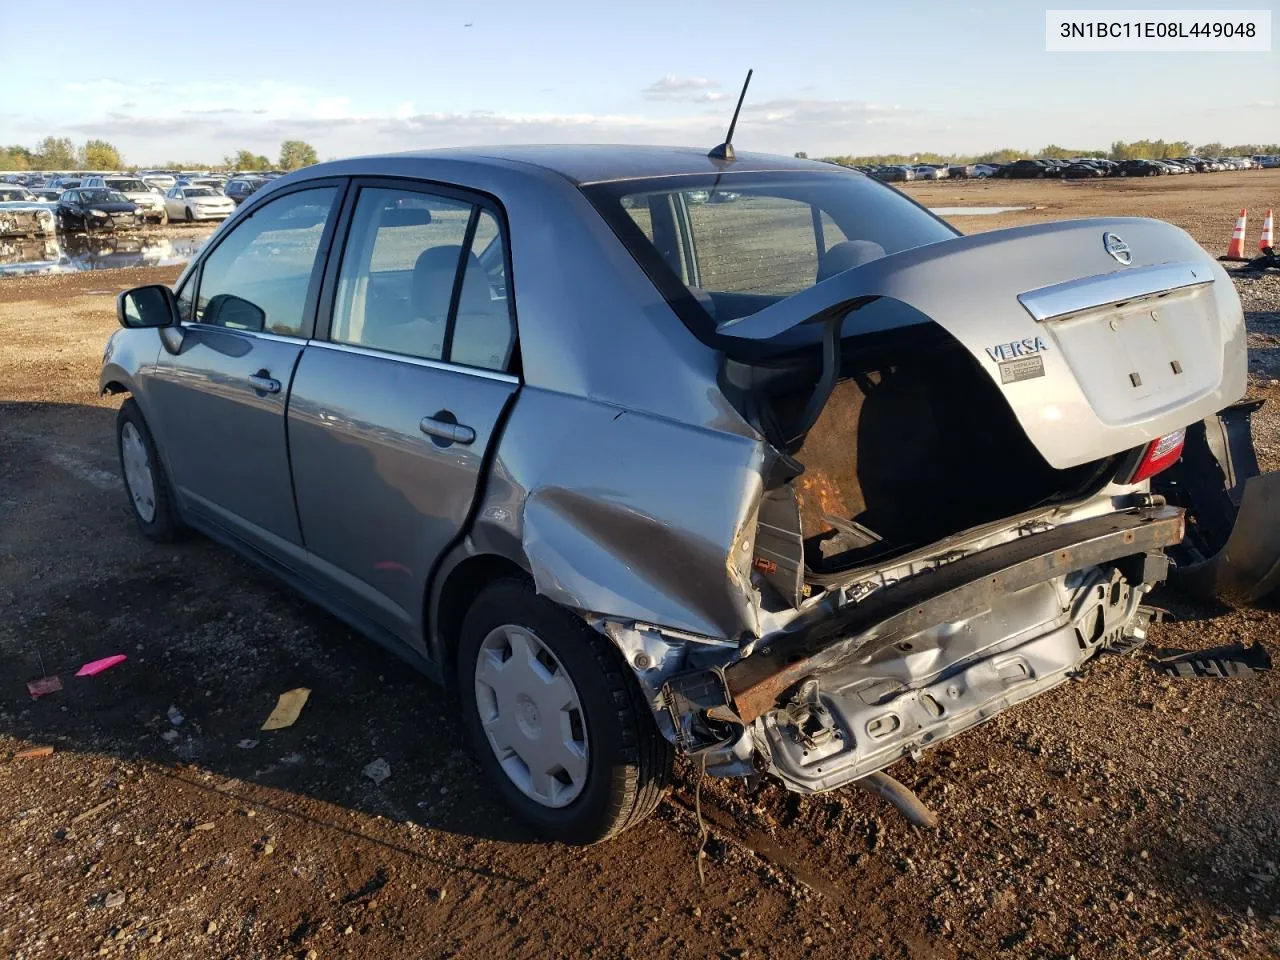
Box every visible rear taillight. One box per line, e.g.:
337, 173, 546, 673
1129, 429, 1186, 483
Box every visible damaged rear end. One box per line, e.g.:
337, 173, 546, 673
620, 199, 1251, 802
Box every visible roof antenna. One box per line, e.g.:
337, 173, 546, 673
708, 69, 753, 161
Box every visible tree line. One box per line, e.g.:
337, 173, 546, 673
0, 137, 320, 172
813, 140, 1280, 167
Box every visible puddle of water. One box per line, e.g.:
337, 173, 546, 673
929, 206, 1031, 216
0, 232, 211, 277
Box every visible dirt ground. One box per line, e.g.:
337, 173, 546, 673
1, 173, 1278, 960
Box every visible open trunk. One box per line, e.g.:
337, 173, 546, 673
719, 217, 1249, 604
786, 322, 1116, 575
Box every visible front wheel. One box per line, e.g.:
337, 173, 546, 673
184, 207, 194, 223
457, 579, 673, 844
117, 399, 184, 542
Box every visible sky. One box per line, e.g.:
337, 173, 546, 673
1, 0, 1275, 164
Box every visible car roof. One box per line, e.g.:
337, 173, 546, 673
322, 144, 840, 186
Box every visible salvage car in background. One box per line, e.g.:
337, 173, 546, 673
164, 185, 235, 222
0, 185, 57, 237
1117, 159, 1165, 177
225, 177, 269, 206
56, 188, 142, 233
101, 146, 1274, 843
83, 176, 168, 223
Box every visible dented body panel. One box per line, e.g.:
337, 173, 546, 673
458, 387, 768, 642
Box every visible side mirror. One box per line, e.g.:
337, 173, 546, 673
118, 284, 178, 329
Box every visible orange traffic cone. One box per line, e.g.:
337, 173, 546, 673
1259, 209, 1274, 252
1224, 208, 1248, 260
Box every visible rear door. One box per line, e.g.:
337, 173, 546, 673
148, 182, 343, 554
287, 181, 519, 646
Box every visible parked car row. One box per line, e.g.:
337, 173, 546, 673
991, 155, 1268, 180
0, 168, 283, 234
855, 154, 1272, 184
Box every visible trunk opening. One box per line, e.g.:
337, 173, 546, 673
734, 321, 1120, 596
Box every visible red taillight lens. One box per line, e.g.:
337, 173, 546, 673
1129, 429, 1186, 483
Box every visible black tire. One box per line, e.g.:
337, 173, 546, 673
457, 579, 673, 844
116, 398, 184, 542
184, 207, 194, 223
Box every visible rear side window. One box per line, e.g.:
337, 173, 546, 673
330, 187, 515, 372
194, 187, 336, 336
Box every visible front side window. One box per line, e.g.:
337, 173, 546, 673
330, 187, 515, 371
194, 186, 336, 336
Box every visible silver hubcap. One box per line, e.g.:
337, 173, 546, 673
120, 422, 156, 523
474, 624, 588, 808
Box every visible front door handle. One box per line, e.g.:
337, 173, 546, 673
247, 370, 281, 394
419, 415, 475, 446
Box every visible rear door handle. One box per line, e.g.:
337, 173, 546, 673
419, 416, 475, 446
247, 372, 281, 394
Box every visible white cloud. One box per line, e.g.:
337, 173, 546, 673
643, 75, 726, 102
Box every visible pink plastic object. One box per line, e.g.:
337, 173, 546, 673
75, 655, 128, 677
27, 676, 63, 698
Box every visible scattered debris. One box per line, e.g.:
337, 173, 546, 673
167, 706, 185, 727
193, 822, 215, 832
428, 887, 447, 903
75, 654, 127, 677
236, 739, 259, 750
160, 730, 180, 743
27, 675, 62, 698
261, 688, 311, 731
105, 891, 126, 909
362, 758, 391, 785
71, 800, 114, 825
1151, 641, 1272, 678
205, 920, 218, 935
14, 745, 54, 759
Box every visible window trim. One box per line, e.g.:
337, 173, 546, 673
307, 339, 519, 385
187, 177, 349, 341
314, 175, 519, 376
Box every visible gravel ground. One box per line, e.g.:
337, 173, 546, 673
0, 175, 1277, 960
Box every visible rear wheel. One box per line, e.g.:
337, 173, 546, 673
116, 399, 184, 542
457, 579, 673, 844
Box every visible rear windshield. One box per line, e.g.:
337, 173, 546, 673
107, 179, 147, 192
582, 170, 957, 349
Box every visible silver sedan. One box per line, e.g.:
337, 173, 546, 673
101, 146, 1264, 842
164, 185, 234, 222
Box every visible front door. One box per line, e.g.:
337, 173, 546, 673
148, 183, 342, 554
287, 183, 520, 645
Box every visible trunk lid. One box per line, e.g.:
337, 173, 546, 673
717, 217, 1246, 469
